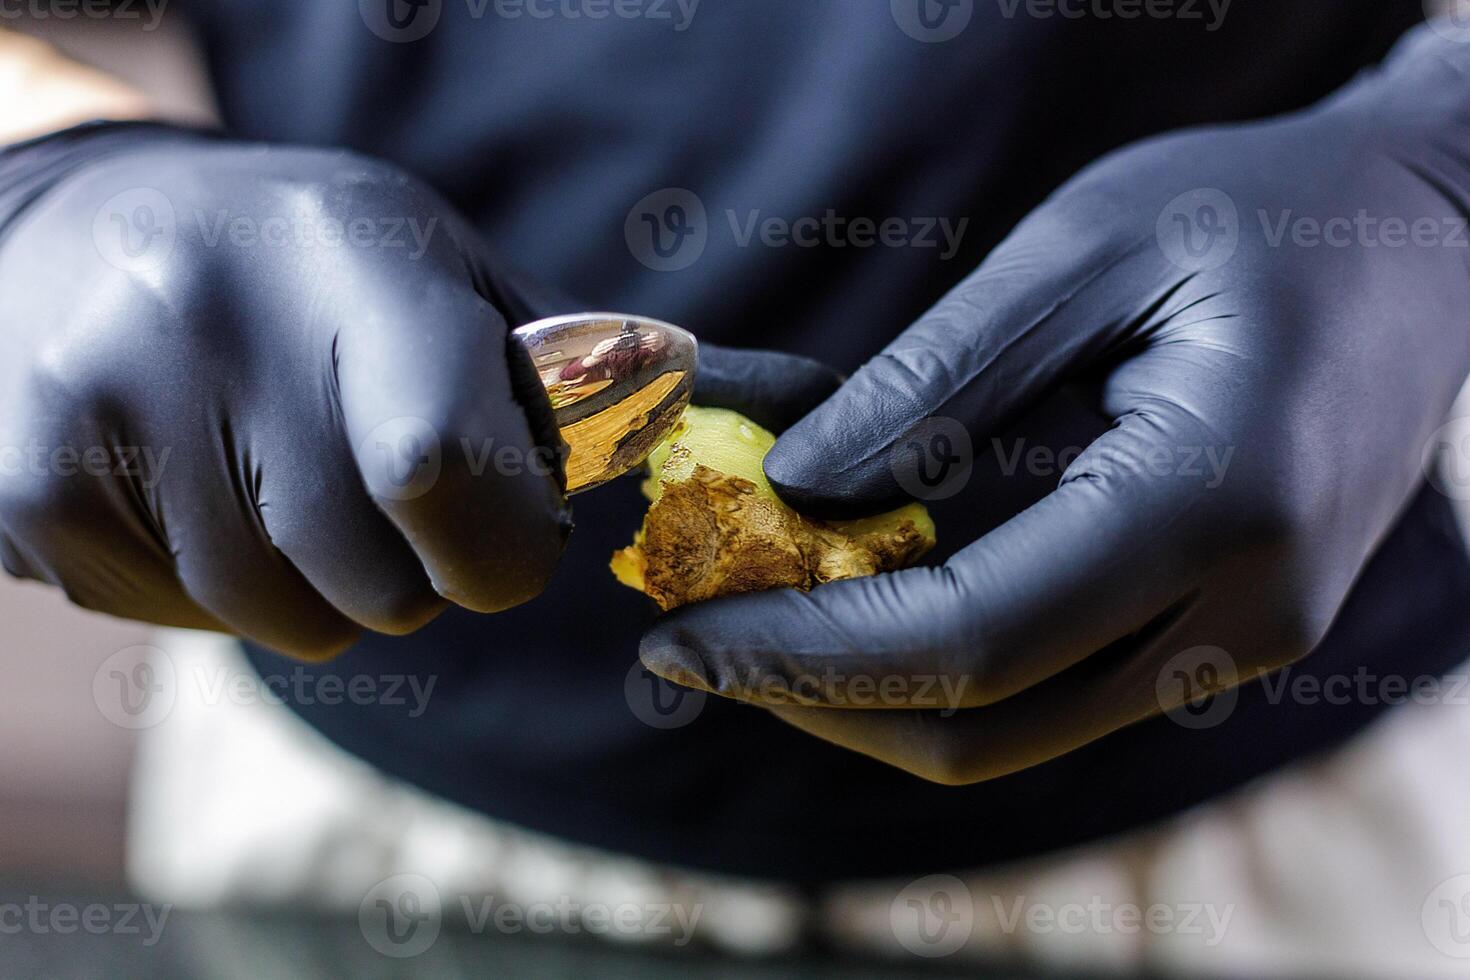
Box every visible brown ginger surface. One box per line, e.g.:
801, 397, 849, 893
612, 408, 935, 611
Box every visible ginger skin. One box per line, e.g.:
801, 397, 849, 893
612, 407, 936, 611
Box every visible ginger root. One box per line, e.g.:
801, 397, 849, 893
611, 406, 936, 610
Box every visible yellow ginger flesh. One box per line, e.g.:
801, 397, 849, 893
611, 406, 936, 611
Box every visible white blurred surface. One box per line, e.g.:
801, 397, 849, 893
0, 579, 148, 878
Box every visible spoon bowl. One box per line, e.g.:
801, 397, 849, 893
512, 312, 697, 493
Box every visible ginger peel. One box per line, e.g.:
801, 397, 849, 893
611, 406, 936, 610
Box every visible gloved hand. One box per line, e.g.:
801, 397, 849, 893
0, 122, 576, 659
641, 23, 1470, 783
0, 121, 842, 662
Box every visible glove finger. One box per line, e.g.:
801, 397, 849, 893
764, 202, 1177, 519
693, 343, 843, 434
642, 399, 1226, 708
123, 411, 362, 659
336, 278, 572, 614
171, 513, 363, 661
0, 477, 228, 635
0, 398, 232, 634
255, 416, 448, 637
760, 611, 1227, 785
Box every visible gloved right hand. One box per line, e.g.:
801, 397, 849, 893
0, 122, 573, 659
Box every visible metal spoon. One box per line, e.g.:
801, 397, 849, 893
512, 312, 697, 494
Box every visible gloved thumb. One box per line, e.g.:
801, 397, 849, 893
763, 199, 1171, 520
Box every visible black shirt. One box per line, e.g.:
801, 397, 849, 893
180, 0, 1470, 880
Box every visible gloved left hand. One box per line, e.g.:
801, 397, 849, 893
640, 23, 1470, 784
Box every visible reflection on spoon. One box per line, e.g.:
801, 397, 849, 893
512, 313, 698, 494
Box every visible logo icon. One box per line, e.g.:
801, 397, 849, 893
624, 656, 707, 730
891, 0, 973, 42
359, 874, 442, 958
1423, 874, 1470, 958
625, 188, 708, 272
891, 874, 974, 957
360, 0, 442, 42
1422, 417, 1470, 502
356, 417, 443, 502
93, 645, 177, 730
1156, 645, 1239, 730
1155, 188, 1239, 272
890, 415, 973, 501
92, 188, 176, 273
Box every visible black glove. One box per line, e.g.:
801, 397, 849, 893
0, 122, 575, 659
641, 22, 1470, 783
